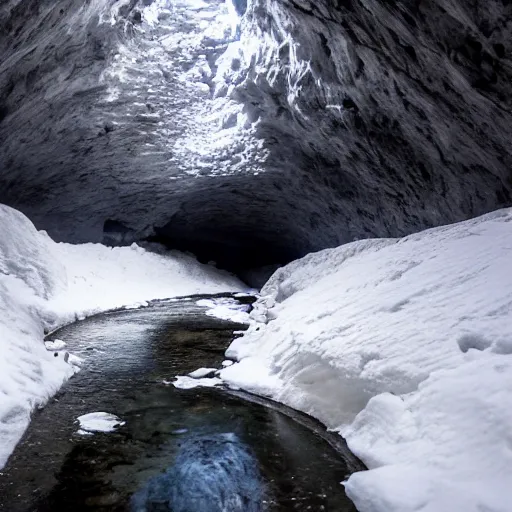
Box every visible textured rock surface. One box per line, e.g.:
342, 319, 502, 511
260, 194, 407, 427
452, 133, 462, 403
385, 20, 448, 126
237, 0, 512, 237
1, 0, 511, 277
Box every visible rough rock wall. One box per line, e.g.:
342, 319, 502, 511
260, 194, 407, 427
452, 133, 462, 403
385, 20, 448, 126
0, 0, 511, 276
0, 0, 249, 240
231, 0, 512, 240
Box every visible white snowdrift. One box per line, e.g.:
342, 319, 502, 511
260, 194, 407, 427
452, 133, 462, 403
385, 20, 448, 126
0, 204, 245, 468
221, 208, 512, 512
46, 240, 244, 327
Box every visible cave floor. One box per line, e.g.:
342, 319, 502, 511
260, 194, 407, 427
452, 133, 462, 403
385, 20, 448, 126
0, 296, 360, 511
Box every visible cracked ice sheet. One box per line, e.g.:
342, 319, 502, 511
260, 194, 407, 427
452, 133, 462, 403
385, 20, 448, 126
220, 208, 512, 512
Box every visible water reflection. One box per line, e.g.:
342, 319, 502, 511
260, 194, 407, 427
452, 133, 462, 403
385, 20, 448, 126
131, 433, 265, 512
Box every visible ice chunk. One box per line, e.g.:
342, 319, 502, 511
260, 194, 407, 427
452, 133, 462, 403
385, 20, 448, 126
196, 297, 251, 323
172, 376, 223, 390
76, 429, 94, 436
188, 367, 217, 378
76, 412, 125, 433
66, 353, 83, 367
44, 339, 67, 350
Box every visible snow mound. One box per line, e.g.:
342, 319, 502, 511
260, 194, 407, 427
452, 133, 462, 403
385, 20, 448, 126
77, 412, 125, 433
0, 205, 65, 299
221, 208, 512, 512
47, 243, 244, 328
0, 203, 245, 468
344, 356, 512, 512
0, 206, 73, 468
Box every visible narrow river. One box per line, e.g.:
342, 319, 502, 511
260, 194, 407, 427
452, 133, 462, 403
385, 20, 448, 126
0, 295, 362, 511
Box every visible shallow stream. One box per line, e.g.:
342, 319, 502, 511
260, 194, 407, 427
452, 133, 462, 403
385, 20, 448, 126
0, 295, 362, 511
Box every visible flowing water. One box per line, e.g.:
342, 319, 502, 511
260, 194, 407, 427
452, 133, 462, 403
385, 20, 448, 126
0, 295, 363, 511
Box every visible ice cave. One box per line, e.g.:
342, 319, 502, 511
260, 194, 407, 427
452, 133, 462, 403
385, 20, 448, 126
0, 1, 511, 511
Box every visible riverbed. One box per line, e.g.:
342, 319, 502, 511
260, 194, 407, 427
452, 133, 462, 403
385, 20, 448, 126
0, 295, 362, 511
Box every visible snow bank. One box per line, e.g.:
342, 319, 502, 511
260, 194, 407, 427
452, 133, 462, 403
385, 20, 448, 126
0, 206, 73, 468
0, 204, 245, 468
221, 208, 512, 512
46, 241, 244, 328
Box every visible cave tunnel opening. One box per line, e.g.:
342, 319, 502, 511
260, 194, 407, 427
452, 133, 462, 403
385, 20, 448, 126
5, 0, 511, 293
101, 175, 332, 289
147, 224, 296, 289
142, 191, 316, 289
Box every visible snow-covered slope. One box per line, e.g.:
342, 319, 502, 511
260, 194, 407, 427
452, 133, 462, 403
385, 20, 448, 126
0, 204, 245, 468
221, 208, 512, 512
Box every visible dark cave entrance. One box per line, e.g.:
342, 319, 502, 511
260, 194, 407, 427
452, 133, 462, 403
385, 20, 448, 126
100, 175, 328, 289
147, 223, 296, 289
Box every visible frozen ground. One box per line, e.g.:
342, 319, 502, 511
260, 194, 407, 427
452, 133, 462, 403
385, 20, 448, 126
220, 208, 512, 512
0, 204, 245, 468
